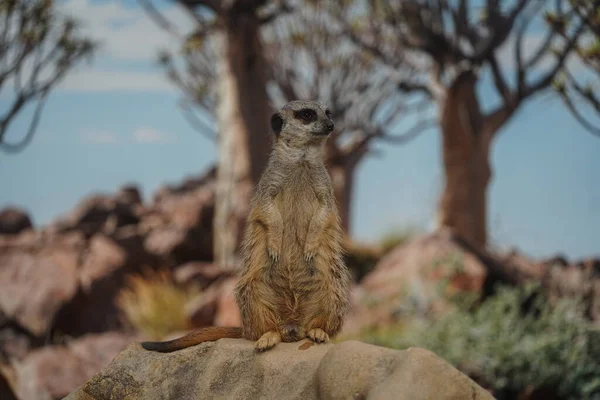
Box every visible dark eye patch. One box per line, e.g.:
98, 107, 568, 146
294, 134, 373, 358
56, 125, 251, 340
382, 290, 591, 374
325, 109, 332, 118
294, 108, 317, 123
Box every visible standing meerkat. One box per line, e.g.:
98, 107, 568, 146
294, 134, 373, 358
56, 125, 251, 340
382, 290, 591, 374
141, 100, 351, 352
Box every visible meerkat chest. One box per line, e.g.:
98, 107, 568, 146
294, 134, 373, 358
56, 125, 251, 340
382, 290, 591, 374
273, 163, 327, 225
279, 163, 324, 201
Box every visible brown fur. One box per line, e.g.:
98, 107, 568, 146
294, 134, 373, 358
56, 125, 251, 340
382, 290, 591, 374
141, 100, 351, 353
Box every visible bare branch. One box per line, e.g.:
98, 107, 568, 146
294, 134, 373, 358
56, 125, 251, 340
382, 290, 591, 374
178, 99, 217, 142
488, 54, 510, 104
179, 0, 222, 14
0, 0, 95, 152
521, 22, 586, 100
138, 0, 182, 36
376, 119, 437, 144
559, 90, 600, 138
0, 91, 48, 153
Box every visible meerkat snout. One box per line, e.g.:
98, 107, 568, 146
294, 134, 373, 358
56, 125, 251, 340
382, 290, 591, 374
325, 120, 334, 132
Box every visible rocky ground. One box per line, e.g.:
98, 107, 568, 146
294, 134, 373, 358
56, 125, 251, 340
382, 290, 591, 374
1, 166, 598, 399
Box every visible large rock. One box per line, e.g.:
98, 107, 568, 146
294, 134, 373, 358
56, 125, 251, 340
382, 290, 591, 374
65, 339, 494, 400
344, 231, 489, 334
52, 194, 140, 237
52, 232, 157, 336
0, 207, 33, 235
0, 367, 18, 400
11, 332, 133, 400
0, 249, 79, 337
146, 166, 216, 263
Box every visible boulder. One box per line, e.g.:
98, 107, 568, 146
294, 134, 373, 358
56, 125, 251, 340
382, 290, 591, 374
52, 233, 157, 336
0, 367, 18, 400
0, 207, 33, 235
11, 332, 133, 400
344, 231, 488, 334
0, 250, 79, 337
147, 167, 216, 263
173, 262, 235, 288
53, 194, 140, 236
115, 184, 143, 206
65, 339, 494, 400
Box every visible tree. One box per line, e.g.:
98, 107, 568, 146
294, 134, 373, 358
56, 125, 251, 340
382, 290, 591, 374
141, 0, 292, 267
153, 3, 432, 235
335, 0, 588, 249
554, 0, 600, 136
0, 0, 95, 153
265, 6, 434, 233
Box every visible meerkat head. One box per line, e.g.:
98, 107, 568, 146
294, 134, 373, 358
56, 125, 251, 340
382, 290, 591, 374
270, 100, 334, 147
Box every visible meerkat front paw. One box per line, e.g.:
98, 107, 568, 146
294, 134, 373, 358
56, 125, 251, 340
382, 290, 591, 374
267, 239, 281, 263
307, 328, 329, 343
303, 243, 318, 263
304, 251, 316, 263
267, 247, 280, 263
255, 331, 281, 352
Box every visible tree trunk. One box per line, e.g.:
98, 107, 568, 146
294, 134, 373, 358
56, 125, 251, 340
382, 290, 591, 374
436, 71, 492, 250
214, 12, 271, 268
327, 161, 355, 234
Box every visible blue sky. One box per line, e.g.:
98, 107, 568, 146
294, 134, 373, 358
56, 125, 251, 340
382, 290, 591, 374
1, 0, 599, 260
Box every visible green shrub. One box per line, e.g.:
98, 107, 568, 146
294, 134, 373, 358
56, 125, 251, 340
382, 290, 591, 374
363, 283, 600, 400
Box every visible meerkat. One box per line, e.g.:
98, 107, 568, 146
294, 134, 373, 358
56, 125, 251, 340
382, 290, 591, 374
141, 100, 351, 353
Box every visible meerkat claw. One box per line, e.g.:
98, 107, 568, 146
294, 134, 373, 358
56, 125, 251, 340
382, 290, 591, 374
308, 328, 329, 344
304, 250, 316, 263
255, 331, 281, 352
267, 248, 279, 263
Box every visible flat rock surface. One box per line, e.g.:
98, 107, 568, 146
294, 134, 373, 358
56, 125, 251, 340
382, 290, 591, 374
66, 338, 495, 400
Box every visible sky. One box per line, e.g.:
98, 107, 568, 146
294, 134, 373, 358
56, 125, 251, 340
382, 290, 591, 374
0, 0, 599, 261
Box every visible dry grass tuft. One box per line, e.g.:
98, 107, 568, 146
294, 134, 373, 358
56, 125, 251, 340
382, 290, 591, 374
117, 268, 199, 340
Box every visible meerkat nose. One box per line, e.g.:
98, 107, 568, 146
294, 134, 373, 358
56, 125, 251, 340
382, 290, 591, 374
326, 121, 334, 132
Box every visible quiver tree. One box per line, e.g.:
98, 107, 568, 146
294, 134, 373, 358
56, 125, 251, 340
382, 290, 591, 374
141, 0, 292, 267
336, 0, 588, 249
265, 5, 434, 233
554, 0, 600, 136
150, 2, 432, 237
0, 0, 95, 153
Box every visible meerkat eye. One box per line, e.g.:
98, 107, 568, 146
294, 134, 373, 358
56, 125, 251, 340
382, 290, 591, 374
295, 108, 316, 122
325, 109, 332, 119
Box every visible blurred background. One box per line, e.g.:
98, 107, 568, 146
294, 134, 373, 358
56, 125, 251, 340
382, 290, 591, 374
0, 0, 599, 399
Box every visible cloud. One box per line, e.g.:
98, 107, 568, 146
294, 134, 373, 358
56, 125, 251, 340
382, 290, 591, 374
132, 127, 175, 143
81, 127, 174, 144
58, 0, 196, 62
83, 130, 120, 144
52, 0, 197, 93
59, 68, 174, 93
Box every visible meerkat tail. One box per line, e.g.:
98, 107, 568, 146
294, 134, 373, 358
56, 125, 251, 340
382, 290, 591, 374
140, 327, 243, 353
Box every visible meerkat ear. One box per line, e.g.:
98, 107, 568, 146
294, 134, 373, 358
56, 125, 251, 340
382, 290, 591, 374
270, 113, 283, 135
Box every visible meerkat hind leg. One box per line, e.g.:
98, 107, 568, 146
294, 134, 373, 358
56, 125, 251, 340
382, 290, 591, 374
255, 331, 282, 352
307, 328, 329, 343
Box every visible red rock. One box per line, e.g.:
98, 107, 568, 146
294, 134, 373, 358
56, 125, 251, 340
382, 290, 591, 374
13, 332, 133, 400
213, 278, 241, 327
79, 234, 127, 292
115, 184, 143, 206
343, 231, 488, 335
0, 207, 33, 235
54, 194, 140, 236
0, 250, 78, 337
174, 262, 236, 288
0, 368, 18, 400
